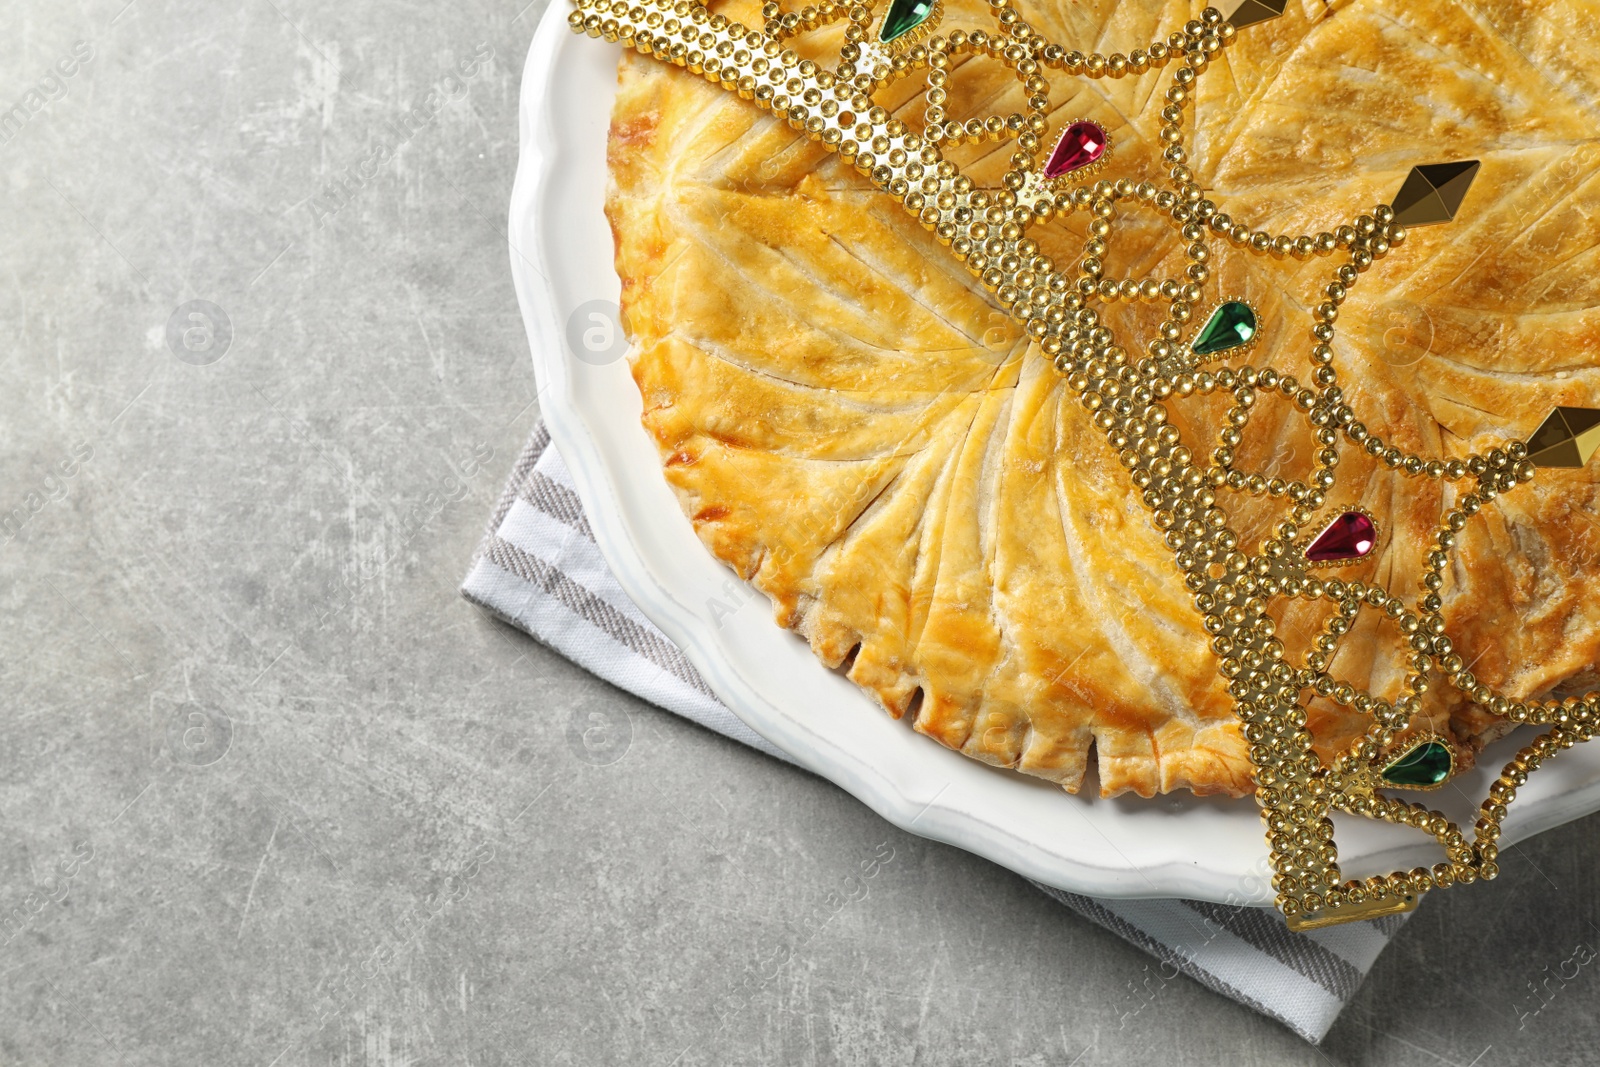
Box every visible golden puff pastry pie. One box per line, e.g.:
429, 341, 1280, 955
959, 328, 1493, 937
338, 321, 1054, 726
602, 0, 1600, 797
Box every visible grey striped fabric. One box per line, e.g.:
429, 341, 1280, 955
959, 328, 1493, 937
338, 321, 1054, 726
461, 423, 1410, 1042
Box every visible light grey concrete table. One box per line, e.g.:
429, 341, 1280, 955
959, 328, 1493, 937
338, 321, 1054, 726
2, 1, 1596, 1064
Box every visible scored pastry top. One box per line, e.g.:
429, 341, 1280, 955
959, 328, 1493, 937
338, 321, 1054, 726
600, 0, 1600, 799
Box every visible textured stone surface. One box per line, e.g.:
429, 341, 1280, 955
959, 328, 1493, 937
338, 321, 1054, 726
1, 1, 1598, 1064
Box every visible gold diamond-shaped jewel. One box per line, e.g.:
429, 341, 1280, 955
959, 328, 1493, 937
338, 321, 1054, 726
1528, 407, 1600, 468
1224, 0, 1287, 27
1390, 161, 1480, 227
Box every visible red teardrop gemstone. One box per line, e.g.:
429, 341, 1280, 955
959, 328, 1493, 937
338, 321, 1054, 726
1044, 121, 1107, 179
1305, 512, 1377, 563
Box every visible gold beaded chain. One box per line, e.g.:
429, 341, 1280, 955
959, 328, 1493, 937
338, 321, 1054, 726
568, 0, 1600, 928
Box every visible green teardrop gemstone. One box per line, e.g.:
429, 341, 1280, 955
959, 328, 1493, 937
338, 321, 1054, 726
1380, 740, 1453, 788
879, 0, 935, 43
1191, 300, 1258, 356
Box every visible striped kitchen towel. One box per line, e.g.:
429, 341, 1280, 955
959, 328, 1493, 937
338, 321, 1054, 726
461, 423, 1408, 1042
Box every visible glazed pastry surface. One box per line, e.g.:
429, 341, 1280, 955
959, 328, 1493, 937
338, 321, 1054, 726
605, 0, 1600, 796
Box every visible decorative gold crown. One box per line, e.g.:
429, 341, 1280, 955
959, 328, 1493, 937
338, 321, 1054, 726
568, 0, 1600, 928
